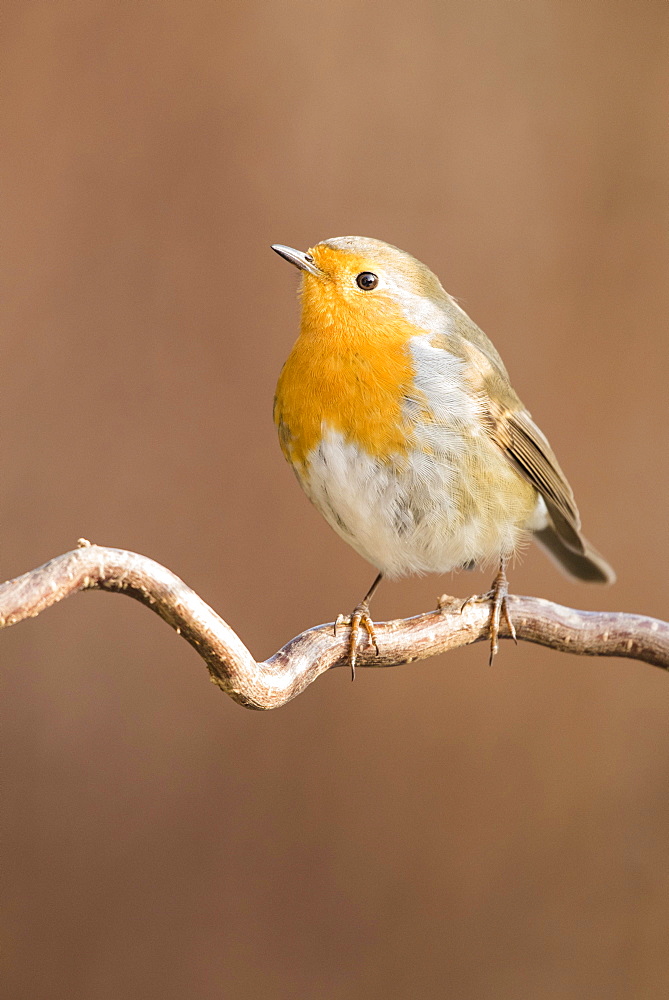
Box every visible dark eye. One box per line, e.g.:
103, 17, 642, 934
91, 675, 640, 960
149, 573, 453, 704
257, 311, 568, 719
356, 271, 378, 290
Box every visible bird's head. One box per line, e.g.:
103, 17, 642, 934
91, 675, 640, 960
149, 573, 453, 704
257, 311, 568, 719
272, 236, 450, 338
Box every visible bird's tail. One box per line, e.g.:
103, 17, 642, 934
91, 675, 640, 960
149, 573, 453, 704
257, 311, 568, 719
533, 525, 616, 584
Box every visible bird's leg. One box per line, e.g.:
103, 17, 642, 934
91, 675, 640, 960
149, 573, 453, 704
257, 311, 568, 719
458, 557, 517, 664
334, 573, 382, 680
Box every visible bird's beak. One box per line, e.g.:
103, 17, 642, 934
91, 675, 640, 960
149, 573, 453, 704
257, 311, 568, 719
271, 244, 322, 276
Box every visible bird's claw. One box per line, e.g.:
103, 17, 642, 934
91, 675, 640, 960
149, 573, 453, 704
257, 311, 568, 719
334, 603, 379, 680
457, 561, 516, 664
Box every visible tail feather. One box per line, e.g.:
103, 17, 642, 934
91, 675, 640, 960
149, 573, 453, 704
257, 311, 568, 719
534, 525, 616, 585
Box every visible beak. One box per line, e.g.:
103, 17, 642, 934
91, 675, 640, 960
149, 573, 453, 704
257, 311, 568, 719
271, 244, 322, 276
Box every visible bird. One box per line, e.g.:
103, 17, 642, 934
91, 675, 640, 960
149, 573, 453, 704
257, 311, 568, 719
271, 236, 615, 675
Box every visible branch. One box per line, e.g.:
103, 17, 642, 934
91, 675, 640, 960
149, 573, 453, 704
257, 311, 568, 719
0, 543, 666, 710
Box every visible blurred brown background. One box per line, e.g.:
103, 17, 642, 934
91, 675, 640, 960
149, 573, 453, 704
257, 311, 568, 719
1, 2, 668, 997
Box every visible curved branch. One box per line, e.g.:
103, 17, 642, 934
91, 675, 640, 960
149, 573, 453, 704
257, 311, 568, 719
0, 543, 666, 710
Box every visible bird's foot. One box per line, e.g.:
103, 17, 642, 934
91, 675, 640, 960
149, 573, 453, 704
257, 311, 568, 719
334, 603, 380, 680
459, 561, 517, 664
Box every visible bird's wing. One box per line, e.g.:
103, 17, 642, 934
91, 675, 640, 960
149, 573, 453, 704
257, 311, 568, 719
433, 317, 587, 555
486, 397, 585, 554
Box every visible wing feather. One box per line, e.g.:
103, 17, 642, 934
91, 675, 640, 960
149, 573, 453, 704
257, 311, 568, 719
488, 405, 585, 554
434, 311, 613, 578
438, 323, 591, 558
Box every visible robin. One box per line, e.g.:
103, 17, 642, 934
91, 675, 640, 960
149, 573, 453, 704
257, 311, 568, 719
272, 237, 615, 675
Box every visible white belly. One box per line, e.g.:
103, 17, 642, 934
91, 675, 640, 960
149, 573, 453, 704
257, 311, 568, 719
298, 427, 544, 579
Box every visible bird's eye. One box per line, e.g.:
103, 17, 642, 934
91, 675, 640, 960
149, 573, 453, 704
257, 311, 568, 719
356, 271, 379, 290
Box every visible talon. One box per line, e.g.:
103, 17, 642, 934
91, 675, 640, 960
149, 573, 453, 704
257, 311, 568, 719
502, 598, 517, 645
459, 558, 515, 663
334, 573, 384, 681
346, 603, 378, 680
485, 558, 513, 664
333, 613, 348, 638
459, 594, 476, 614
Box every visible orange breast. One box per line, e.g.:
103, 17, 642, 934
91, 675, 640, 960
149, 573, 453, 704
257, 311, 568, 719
274, 277, 419, 469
